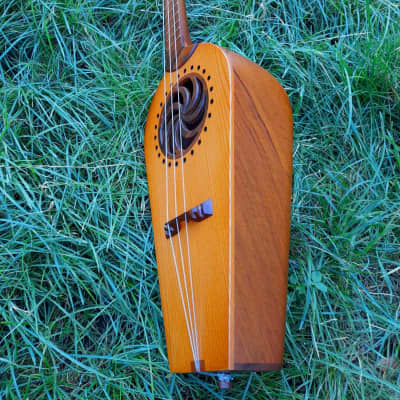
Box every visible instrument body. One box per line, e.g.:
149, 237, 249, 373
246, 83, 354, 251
145, 42, 293, 373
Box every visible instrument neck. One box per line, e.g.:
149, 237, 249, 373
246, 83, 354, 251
164, 0, 193, 72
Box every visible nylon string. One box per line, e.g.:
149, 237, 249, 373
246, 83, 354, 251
162, 0, 199, 370
169, 0, 200, 369
172, 0, 200, 371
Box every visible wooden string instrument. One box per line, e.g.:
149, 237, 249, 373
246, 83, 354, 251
144, 0, 293, 375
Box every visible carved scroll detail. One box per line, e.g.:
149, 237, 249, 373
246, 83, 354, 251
159, 74, 208, 158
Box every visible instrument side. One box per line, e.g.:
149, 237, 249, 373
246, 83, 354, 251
223, 49, 293, 371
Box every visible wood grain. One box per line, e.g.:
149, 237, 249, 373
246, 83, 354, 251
145, 43, 231, 372
164, 0, 195, 71
144, 43, 293, 373
224, 49, 293, 370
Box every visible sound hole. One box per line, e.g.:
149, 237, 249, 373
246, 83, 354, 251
159, 74, 208, 159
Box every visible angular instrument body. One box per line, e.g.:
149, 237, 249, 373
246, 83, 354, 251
144, 43, 293, 373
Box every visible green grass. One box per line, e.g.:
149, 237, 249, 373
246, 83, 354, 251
0, 0, 399, 398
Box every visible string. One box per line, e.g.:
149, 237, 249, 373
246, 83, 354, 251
163, 0, 199, 369
172, 0, 200, 370
169, 0, 200, 369
163, 0, 197, 365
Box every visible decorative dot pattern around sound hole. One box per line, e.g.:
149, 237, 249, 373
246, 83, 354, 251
156, 69, 213, 164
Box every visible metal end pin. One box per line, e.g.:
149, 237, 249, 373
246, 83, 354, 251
217, 373, 232, 389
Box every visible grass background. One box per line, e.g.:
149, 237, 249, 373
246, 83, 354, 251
1, 0, 399, 398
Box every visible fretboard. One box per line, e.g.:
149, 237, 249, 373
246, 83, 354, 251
164, 0, 192, 71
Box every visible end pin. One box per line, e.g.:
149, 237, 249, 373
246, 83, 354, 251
217, 373, 232, 389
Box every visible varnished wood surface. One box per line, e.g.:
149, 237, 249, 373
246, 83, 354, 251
164, 0, 193, 71
144, 43, 293, 373
224, 49, 293, 370
145, 44, 231, 372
